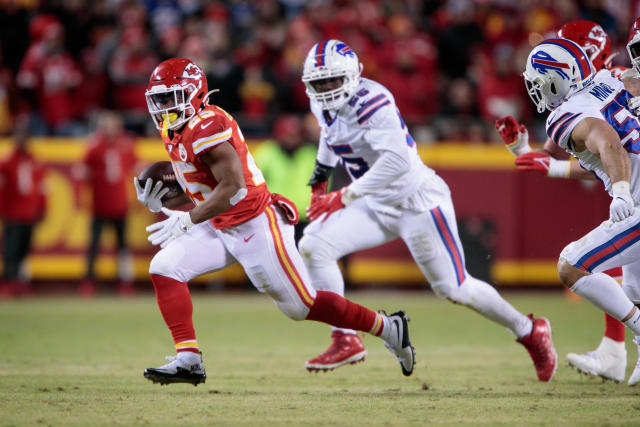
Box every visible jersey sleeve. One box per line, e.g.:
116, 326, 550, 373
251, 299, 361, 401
361, 101, 410, 156
190, 113, 233, 157
316, 127, 339, 167
545, 102, 600, 149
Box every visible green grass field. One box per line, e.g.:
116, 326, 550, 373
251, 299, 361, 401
1, 290, 640, 426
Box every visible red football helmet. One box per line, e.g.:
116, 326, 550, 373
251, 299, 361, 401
557, 20, 613, 70
627, 17, 640, 75
145, 58, 208, 131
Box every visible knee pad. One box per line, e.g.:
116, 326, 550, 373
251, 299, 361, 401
298, 234, 338, 266
149, 244, 186, 282
272, 297, 310, 321
430, 278, 457, 301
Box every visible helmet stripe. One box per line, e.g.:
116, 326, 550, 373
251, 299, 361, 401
544, 38, 591, 80
315, 39, 330, 67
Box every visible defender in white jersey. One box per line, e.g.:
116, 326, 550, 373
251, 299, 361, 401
523, 37, 640, 387
298, 39, 557, 381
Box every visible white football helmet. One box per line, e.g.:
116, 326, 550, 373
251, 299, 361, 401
302, 39, 362, 111
523, 38, 596, 113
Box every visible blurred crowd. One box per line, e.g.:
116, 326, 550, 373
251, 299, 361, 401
0, 0, 639, 143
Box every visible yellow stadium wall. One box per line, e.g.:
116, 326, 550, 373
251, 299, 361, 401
0, 138, 609, 287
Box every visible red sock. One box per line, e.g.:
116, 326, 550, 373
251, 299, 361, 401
604, 313, 626, 342
150, 274, 199, 354
305, 290, 385, 336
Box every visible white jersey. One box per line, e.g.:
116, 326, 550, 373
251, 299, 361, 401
311, 77, 449, 214
546, 69, 640, 203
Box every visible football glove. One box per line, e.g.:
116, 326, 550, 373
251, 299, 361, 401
610, 181, 635, 222
495, 116, 531, 156
514, 152, 570, 178
146, 207, 194, 248
310, 181, 328, 205
307, 187, 354, 223
134, 177, 169, 213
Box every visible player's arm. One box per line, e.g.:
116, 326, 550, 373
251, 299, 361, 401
188, 142, 247, 224
571, 117, 634, 221
515, 137, 595, 180
145, 141, 247, 248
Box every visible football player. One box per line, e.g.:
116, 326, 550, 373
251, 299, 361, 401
521, 37, 640, 386
135, 58, 415, 386
495, 20, 638, 383
299, 40, 557, 381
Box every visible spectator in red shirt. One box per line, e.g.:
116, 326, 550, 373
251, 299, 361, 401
16, 15, 83, 135
0, 123, 46, 296
73, 111, 138, 296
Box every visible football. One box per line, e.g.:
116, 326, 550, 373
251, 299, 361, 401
137, 161, 183, 201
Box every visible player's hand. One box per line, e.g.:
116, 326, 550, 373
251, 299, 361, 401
610, 181, 635, 222
310, 181, 328, 206
307, 187, 346, 222
495, 116, 531, 156
514, 152, 570, 178
628, 96, 640, 116
146, 207, 194, 248
134, 177, 169, 213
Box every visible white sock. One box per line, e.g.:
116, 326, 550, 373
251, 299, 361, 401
598, 336, 626, 354
571, 273, 636, 329
460, 277, 532, 338
623, 309, 640, 336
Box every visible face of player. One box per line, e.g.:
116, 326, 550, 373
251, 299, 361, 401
310, 76, 344, 93
150, 91, 178, 109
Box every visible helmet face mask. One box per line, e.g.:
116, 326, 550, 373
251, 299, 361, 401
628, 18, 640, 76
145, 58, 207, 132
302, 40, 362, 111
524, 38, 596, 113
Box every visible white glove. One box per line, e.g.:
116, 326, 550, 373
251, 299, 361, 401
134, 177, 169, 213
146, 207, 194, 248
628, 95, 640, 116
610, 181, 635, 222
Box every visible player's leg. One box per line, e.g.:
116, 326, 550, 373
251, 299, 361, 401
225, 206, 414, 376
113, 217, 134, 295
144, 221, 237, 386
558, 214, 640, 385
566, 267, 627, 382
396, 201, 556, 381
620, 261, 640, 386
78, 217, 104, 296
297, 198, 395, 371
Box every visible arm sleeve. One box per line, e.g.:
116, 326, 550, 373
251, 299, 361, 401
349, 105, 410, 196
348, 150, 409, 197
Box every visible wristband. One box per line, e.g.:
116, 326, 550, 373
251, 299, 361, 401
340, 187, 358, 206
612, 180, 631, 196
547, 159, 571, 178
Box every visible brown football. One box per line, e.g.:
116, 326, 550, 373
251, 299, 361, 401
137, 161, 183, 201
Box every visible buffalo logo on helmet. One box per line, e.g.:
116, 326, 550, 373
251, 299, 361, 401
335, 42, 355, 58
531, 50, 570, 80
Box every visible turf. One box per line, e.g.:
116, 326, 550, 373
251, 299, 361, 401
1, 291, 639, 426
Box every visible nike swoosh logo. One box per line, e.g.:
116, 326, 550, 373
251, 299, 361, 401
201, 122, 213, 129
244, 233, 255, 242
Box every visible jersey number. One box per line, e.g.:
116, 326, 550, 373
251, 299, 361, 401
601, 91, 640, 153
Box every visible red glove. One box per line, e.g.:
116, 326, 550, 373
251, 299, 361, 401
515, 152, 570, 178
310, 181, 328, 205
495, 116, 530, 156
307, 187, 346, 222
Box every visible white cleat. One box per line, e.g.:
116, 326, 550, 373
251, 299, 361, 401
144, 351, 206, 386
382, 311, 415, 376
566, 337, 626, 383
628, 337, 640, 386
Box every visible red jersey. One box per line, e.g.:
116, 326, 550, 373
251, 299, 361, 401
162, 105, 271, 229
0, 148, 46, 223
83, 133, 137, 218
